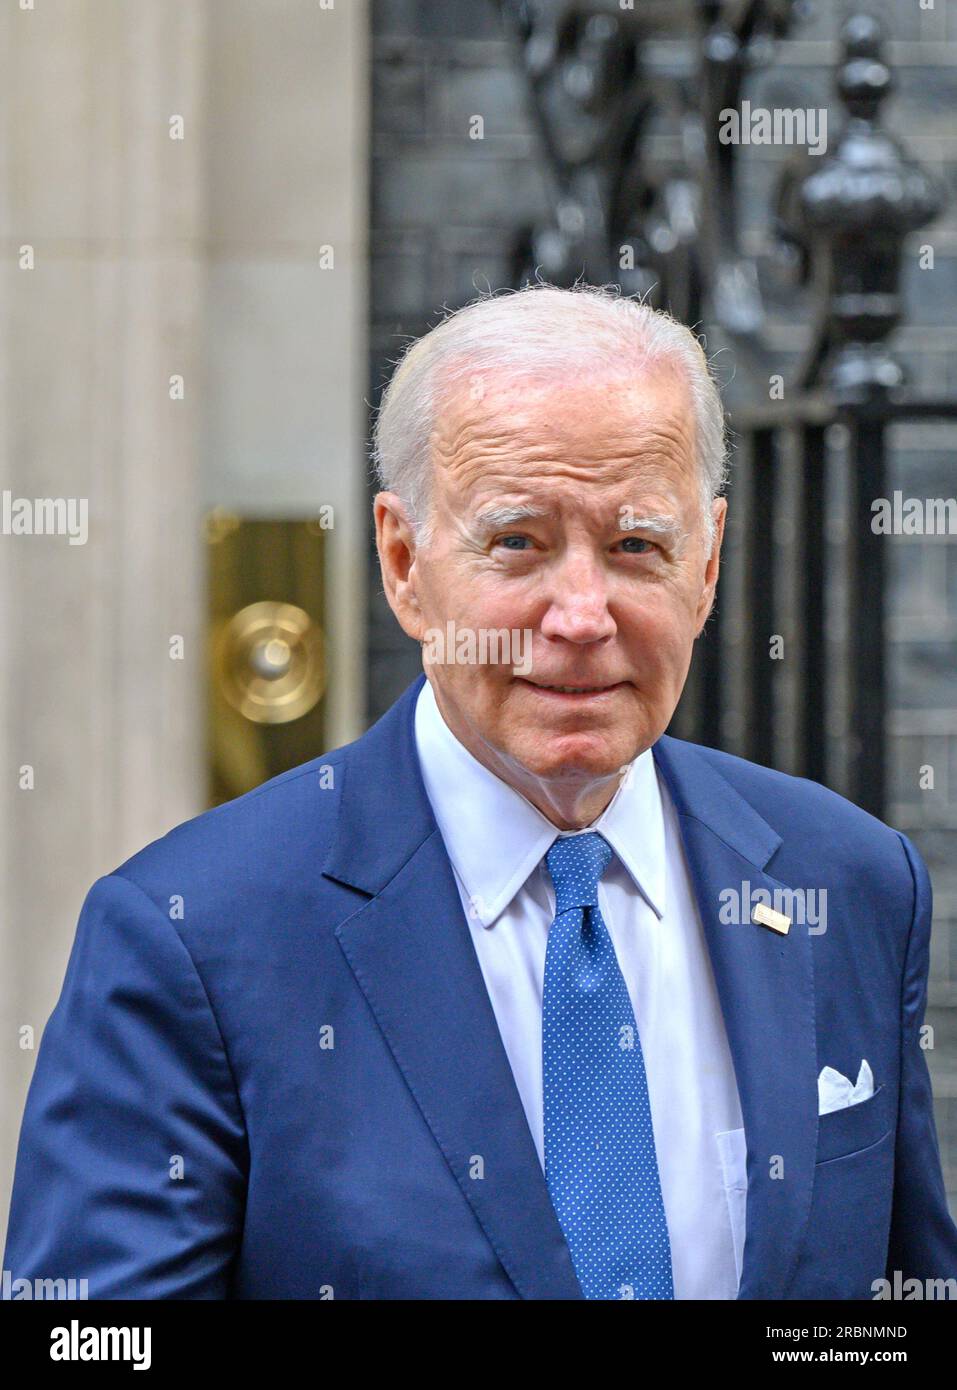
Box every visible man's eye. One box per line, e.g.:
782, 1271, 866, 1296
495, 534, 532, 551
619, 536, 655, 554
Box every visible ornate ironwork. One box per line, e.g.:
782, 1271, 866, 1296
778, 12, 943, 395
497, 2, 943, 399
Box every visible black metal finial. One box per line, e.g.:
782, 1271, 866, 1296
789, 13, 943, 396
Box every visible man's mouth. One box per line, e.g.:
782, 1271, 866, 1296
518, 679, 626, 697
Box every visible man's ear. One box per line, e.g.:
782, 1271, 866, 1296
694, 496, 727, 637
374, 492, 426, 642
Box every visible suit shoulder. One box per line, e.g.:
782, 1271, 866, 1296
109, 743, 353, 911
666, 736, 910, 857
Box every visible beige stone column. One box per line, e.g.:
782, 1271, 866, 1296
0, 0, 209, 1246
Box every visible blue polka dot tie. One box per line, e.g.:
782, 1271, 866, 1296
543, 831, 674, 1300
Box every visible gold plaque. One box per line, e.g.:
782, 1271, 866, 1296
206, 516, 327, 805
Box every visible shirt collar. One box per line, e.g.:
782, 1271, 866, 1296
413, 677, 667, 928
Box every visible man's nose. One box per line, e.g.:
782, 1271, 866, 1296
539, 561, 617, 644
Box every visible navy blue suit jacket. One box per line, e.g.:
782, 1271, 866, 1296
5, 673, 957, 1298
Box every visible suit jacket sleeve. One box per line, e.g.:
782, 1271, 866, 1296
2, 872, 248, 1298
885, 832, 957, 1282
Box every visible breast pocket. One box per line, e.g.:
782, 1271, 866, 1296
792, 1086, 896, 1297
815, 1084, 894, 1165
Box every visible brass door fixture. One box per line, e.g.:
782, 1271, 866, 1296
206, 513, 327, 805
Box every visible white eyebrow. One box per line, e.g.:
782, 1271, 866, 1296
471, 504, 688, 552
471, 504, 554, 532
618, 512, 685, 543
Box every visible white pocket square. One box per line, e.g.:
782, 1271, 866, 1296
817, 1059, 874, 1116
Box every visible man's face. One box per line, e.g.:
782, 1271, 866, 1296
376, 363, 725, 801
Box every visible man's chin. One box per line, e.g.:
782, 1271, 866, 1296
502, 735, 633, 787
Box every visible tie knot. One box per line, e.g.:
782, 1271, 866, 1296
545, 831, 614, 913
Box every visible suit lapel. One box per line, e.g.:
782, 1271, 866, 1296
324, 676, 583, 1299
652, 736, 818, 1299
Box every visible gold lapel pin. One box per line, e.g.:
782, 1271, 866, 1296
752, 903, 791, 935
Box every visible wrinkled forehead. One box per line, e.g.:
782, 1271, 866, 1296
426, 359, 698, 500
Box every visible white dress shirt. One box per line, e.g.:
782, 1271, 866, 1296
413, 676, 746, 1299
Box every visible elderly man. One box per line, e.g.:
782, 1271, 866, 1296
5, 285, 957, 1301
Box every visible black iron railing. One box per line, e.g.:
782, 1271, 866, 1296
677, 395, 957, 818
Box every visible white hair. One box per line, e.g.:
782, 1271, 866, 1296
371, 282, 729, 548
